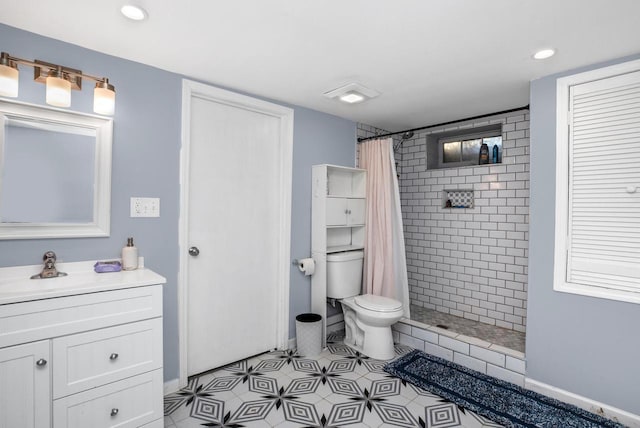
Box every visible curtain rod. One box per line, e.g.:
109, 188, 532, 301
357, 105, 530, 143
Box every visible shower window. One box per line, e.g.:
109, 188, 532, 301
439, 132, 502, 168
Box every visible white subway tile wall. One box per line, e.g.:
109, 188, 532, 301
358, 111, 530, 332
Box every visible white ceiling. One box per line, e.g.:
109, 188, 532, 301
1, 0, 640, 131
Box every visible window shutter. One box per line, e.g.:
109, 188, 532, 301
567, 70, 640, 292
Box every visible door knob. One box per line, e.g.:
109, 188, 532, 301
189, 246, 200, 257
36, 358, 47, 367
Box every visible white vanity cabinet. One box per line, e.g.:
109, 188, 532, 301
0, 264, 166, 428
311, 164, 367, 346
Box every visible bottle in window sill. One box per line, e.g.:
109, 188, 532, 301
492, 144, 499, 163
479, 142, 489, 164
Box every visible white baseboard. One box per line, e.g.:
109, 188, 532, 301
164, 378, 180, 395
288, 337, 296, 350
525, 378, 640, 427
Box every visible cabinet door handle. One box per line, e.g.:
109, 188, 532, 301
36, 358, 47, 367
109, 353, 119, 360
347, 209, 352, 214
111, 408, 119, 417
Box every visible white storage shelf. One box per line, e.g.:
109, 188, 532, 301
327, 244, 365, 254
312, 164, 367, 347
327, 167, 366, 198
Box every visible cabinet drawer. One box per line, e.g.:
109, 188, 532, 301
53, 369, 163, 428
0, 285, 162, 348
326, 198, 366, 227
326, 198, 348, 226
53, 318, 162, 398
347, 198, 366, 225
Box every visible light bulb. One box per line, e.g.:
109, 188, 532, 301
46, 71, 71, 107
121, 5, 147, 21
94, 80, 116, 115
533, 48, 556, 60
0, 63, 19, 97
339, 92, 365, 104
0, 53, 19, 97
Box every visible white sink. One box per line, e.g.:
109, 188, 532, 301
0, 260, 165, 305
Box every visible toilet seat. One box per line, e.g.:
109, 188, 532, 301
355, 294, 402, 313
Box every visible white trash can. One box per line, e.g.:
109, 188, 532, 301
295, 313, 322, 357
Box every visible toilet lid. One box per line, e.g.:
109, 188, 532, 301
355, 294, 403, 312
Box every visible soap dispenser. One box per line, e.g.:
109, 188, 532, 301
122, 237, 139, 270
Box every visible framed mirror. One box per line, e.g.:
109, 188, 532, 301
0, 100, 112, 239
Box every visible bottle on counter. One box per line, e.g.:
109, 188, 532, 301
122, 237, 139, 270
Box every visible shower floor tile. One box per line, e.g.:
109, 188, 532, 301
164, 332, 504, 427
410, 305, 526, 353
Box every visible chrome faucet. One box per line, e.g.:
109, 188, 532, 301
30, 251, 67, 279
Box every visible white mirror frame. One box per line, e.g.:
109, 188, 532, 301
0, 99, 112, 239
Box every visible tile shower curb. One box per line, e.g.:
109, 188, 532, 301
393, 318, 526, 387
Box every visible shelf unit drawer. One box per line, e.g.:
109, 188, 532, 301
53, 318, 162, 398
0, 285, 162, 349
53, 369, 163, 428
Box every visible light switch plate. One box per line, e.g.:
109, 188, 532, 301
130, 197, 160, 217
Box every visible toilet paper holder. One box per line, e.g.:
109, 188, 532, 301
293, 257, 316, 276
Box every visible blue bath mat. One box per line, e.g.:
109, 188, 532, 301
384, 350, 624, 428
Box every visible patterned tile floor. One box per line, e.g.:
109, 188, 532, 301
409, 306, 526, 353
164, 332, 503, 427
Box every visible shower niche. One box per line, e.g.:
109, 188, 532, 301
443, 189, 474, 209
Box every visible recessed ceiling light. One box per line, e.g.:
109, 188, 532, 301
324, 83, 380, 105
121, 5, 147, 21
339, 92, 365, 104
533, 48, 555, 60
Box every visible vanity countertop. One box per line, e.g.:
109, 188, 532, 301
0, 260, 166, 305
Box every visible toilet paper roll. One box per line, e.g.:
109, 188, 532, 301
298, 258, 315, 276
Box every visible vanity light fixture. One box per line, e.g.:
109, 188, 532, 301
324, 82, 380, 105
533, 48, 556, 60
0, 51, 116, 115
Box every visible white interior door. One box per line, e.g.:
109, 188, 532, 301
181, 82, 293, 377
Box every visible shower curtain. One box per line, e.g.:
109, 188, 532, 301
359, 138, 410, 318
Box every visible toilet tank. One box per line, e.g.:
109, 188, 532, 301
326, 250, 364, 299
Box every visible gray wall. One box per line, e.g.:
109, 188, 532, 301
528, 54, 640, 414
0, 23, 356, 383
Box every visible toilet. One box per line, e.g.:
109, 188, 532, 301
327, 250, 404, 360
